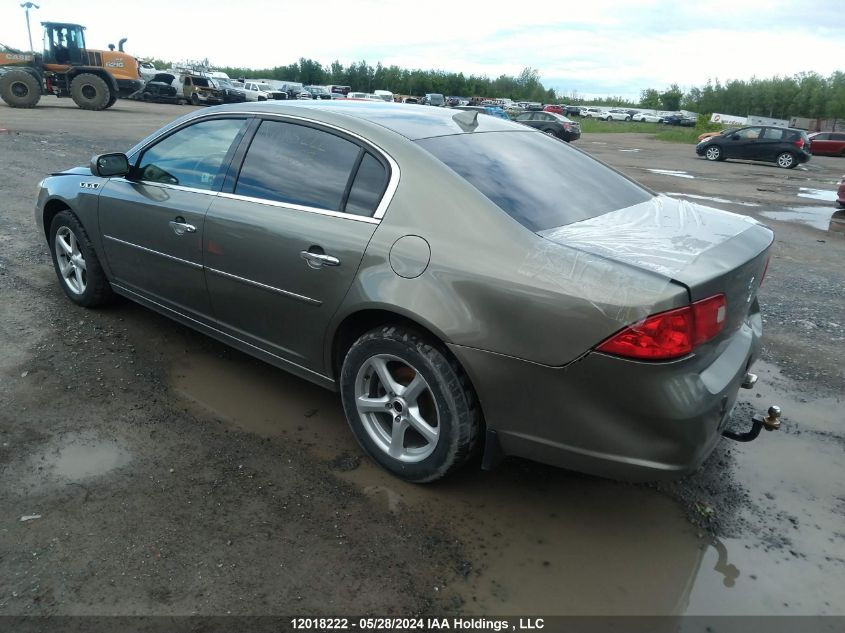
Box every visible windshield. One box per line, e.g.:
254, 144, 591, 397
417, 132, 652, 232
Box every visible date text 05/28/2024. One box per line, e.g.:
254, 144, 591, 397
290, 617, 545, 631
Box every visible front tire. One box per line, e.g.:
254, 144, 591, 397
776, 151, 797, 169
49, 211, 113, 307
0, 70, 41, 108
70, 73, 112, 110
340, 326, 481, 483
705, 145, 723, 161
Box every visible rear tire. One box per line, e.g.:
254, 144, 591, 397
776, 151, 797, 169
0, 70, 41, 108
191, 93, 200, 105
104, 93, 118, 109
70, 73, 111, 110
340, 325, 481, 483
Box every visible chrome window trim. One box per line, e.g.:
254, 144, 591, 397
216, 191, 380, 224
110, 177, 218, 196
103, 235, 203, 269
129, 109, 400, 222
205, 267, 321, 306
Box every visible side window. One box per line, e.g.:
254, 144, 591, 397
761, 128, 784, 140
137, 118, 247, 190
814, 133, 830, 140
345, 153, 388, 217
235, 120, 361, 210
834, 134, 845, 141
739, 127, 762, 139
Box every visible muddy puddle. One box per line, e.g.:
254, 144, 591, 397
8, 432, 132, 496
169, 347, 844, 615
760, 206, 844, 233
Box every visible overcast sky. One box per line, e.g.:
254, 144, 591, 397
1, 0, 842, 99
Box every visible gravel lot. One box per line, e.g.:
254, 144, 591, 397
1, 100, 843, 618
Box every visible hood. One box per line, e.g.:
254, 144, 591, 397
152, 73, 176, 85
51, 166, 92, 176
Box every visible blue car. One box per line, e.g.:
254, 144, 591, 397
453, 105, 509, 120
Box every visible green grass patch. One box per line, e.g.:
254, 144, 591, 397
576, 119, 662, 134
574, 116, 726, 144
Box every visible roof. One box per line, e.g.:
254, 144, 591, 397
211, 100, 520, 140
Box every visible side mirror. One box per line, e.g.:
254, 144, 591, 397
91, 153, 130, 177
731, 134, 740, 141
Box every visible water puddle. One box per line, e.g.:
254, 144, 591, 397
760, 207, 840, 232
12, 432, 131, 495
168, 345, 844, 615
798, 188, 837, 202
648, 168, 695, 179
665, 192, 759, 207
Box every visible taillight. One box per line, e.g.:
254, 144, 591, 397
794, 138, 805, 149
596, 294, 727, 360
760, 255, 770, 286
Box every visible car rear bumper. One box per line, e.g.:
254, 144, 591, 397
448, 304, 763, 481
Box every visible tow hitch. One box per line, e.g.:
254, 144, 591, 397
723, 405, 782, 442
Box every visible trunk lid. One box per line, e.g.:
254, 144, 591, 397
539, 195, 773, 336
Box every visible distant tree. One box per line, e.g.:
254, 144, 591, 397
659, 84, 683, 111
639, 88, 660, 109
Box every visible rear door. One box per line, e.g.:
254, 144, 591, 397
755, 127, 786, 160
203, 117, 392, 373
99, 116, 250, 322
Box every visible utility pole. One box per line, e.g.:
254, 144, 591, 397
21, 2, 40, 53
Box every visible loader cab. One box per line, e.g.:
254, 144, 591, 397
42, 22, 86, 66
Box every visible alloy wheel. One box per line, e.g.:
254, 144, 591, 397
705, 146, 721, 160
55, 227, 87, 295
777, 153, 795, 168
354, 354, 440, 462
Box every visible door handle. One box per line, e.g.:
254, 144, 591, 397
300, 250, 340, 268
169, 217, 196, 236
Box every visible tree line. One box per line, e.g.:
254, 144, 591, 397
213, 58, 556, 102
152, 56, 844, 119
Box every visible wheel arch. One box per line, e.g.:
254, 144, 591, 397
42, 197, 73, 241
66, 67, 119, 93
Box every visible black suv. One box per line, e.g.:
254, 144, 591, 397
696, 125, 811, 169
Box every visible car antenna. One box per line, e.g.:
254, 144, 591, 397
452, 109, 478, 131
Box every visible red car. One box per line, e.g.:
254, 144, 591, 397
837, 175, 845, 208
809, 132, 845, 157
543, 104, 564, 115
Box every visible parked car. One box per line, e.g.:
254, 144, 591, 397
373, 90, 394, 102
514, 111, 581, 142
296, 89, 313, 100
37, 102, 774, 484
524, 102, 543, 111
563, 105, 582, 117
605, 109, 633, 121
453, 105, 510, 120
239, 81, 268, 102
663, 113, 697, 126
543, 104, 565, 115
422, 93, 445, 106
808, 132, 845, 156
696, 125, 812, 169
581, 107, 607, 118
304, 86, 332, 100
138, 73, 181, 104
838, 175, 845, 207
181, 75, 223, 106
347, 92, 370, 100
211, 77, 247, 104
632, 112, 664, 123
403, 96, 419, 104
697, 129, 737, 142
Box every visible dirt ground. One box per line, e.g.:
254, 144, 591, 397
0, 99, 843, 618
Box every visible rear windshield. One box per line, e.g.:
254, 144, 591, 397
416, 132, 652, 231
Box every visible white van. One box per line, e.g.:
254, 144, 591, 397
373, 90, 394, 102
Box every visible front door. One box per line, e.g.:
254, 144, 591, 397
99, 117, 249, 321
203, 117, 392, 373
723, 127, 763, 159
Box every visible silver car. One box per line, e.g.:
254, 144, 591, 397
36, 102, 774, 483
